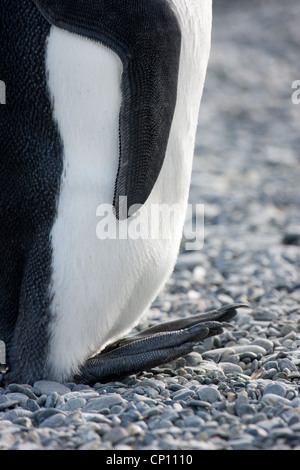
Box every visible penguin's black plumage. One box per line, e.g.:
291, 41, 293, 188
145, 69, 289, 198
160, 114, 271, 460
0, 2, 63, 384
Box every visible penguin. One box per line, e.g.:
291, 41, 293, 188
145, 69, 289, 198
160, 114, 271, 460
0, 0, 246, 386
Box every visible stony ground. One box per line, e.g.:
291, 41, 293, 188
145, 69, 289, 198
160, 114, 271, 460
0, 0, 300, 450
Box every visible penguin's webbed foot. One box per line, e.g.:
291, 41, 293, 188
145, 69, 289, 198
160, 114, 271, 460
74, 303, 248, 385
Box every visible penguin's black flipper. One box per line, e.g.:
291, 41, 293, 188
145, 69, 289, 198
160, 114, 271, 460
33, 0, 181, 220
75, 304, 248, 385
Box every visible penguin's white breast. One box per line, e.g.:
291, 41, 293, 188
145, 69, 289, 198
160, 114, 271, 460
45, 27, 178, 381
46, 27, 126, 380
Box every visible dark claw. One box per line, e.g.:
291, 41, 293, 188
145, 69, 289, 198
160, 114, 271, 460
74, 303, 249, 385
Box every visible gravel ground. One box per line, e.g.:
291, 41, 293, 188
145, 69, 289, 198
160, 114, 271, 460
1, 0, 300, 451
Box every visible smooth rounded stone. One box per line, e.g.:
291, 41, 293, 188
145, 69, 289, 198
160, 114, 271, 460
119, 408, 142, 424
254, 309, 280, 321
63, 391, 99, 402
185, 352, 202, 367
6, 384, 38, 400
203, 344, 266, 364
65, 409, 84, 426
183, 415, 205, 428
262, 368, 278, 379
0, 395, 12, 405
172, 389, 195, 401
286, 390, 297, 400
0, 399, 19, 411
82, 394, 126, 413
13, 416, 32, 429
220, 354, 240, 365
127, 423, 145, 437
131, 393, 157, 406
228, 437, 257, 450
197, 386, 222, 403
148, 418, 174, 430
261, 393, 293, 407
32, 408, 66, 426
280, 324, 297, 336
202, 347, 236, 362
33, 381, 71, 396
263, 383, 286, 398
102, 427, 129, 445
80, 425, 102, 446
290, 397, 300, 408
5, 392, 29, 407
141, 405, 165, 419
236, 404, 256, 418
263, 360, 279, 371
82, 413, 112, 425
136, 378, 166, 392
60, 397, 87, 412
234, 391, 254, 418
281, 339, 294, 348
2, 408, 33, 422
219, 362, 243, 374
168, 383, 185, 392
269, 427, 295, 439
45, 392, 59, 408
25, 398, 40, 412
252, 338, 274, 353
39, 413, 67, 429
187, 400, 212, 410
192, 266, 207, 281
290, 422, 300, 433
36, 395, 47, 407
278, 358, 298, 372
233, 344, 266, 358
288, 371, 300, 379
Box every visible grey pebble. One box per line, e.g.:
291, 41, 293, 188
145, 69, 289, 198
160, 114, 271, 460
0, 399, 19, 411
39, 413, 67, 429
33, 381, 71, 396
45, 392, 59, 408
61, 397, 87, 412
220, 362, 244, 374
172, 389, 195, 400
103, 427, 129, 444
263, 383, 286, 397
82, 394, 126, 413
5, 393, 29, 407
6, 384, 38, 400
261, 394, 293, 407
25, 398, 40, 412
197, 386, 222, 403
33, 408, 66, 426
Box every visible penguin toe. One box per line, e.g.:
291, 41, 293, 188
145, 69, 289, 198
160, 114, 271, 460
74, 303, 248, 385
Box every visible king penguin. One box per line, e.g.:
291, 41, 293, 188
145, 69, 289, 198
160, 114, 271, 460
0, 0, 245, 386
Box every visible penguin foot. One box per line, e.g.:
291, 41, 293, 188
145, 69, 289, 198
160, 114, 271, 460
75, 303, 248, 385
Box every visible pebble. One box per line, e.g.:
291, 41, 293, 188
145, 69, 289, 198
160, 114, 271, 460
82, 394, 126, 413
263, 383, 286, 397
33, 381, 71, 396
197, 386, 222, 403
261, 394, 293, 407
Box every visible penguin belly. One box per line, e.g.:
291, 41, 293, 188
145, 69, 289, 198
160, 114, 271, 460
46, 1, 212, 382
45, 28, 175, 381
